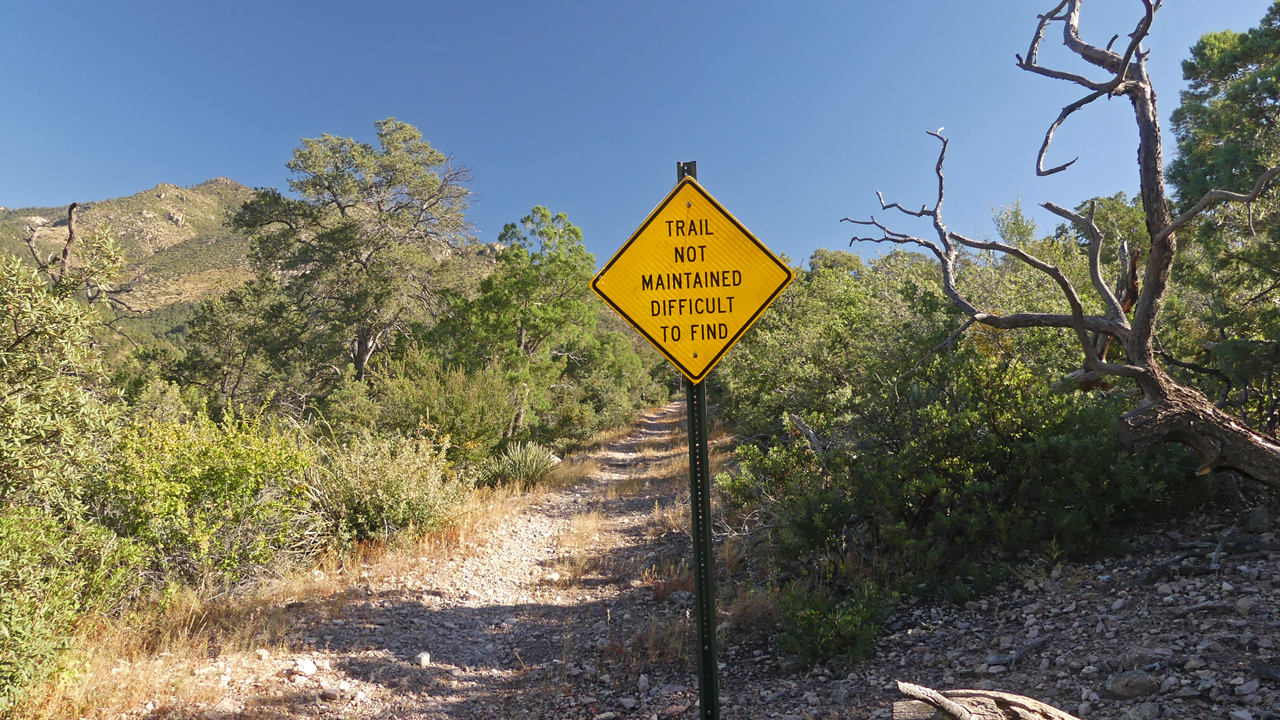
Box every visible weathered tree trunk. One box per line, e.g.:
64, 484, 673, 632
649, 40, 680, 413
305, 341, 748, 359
893, 681, 1081, 720
1120, 374, 1280, 486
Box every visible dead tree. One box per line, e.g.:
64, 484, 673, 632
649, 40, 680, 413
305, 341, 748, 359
893, 681, 1081, 720
844, 0, 1280, 487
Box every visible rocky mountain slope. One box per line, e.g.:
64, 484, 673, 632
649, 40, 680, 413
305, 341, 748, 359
1, 179, 503, 324
1, 178, 256, 312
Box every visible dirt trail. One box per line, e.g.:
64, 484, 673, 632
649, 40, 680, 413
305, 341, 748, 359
177, 401, 733, 720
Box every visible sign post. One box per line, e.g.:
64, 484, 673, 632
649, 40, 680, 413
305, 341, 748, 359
592, 162, 792, 720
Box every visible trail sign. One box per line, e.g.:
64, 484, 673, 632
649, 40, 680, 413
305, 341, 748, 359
591, 176, 793, 382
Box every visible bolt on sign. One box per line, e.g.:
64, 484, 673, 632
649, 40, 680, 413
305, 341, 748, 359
591, 177, 793, 382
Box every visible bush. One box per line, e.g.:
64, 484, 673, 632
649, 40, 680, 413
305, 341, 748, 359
0, 255, 120, 514
479, 442, 559, 487
312, 433, 471, 544
0, 508, 142, 712
89, 413, 323, 586
719, 355, 1193, 572
776, 580, 889, 663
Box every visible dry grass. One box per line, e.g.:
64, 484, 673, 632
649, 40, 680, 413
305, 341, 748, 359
18, 575, 320, 720
645, 497, 689, 540
542, 455, 601, 491
605, 470, 646, 499
722, 586, 781, 637
631, 615, 692, 663
551, 511, 606, 586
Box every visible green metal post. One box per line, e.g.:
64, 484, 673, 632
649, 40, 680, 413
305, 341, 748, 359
677, 159, 718, 720
686, 377, 719, 720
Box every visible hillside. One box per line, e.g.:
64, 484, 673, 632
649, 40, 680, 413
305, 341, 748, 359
1, 179, 505, 337
0, 178, 256, 312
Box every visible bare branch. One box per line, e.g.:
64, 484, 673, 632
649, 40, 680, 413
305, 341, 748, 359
950, 231, 1144, 377
875, 191, 932, 219
1062, 0, 1127, 73
60, 203, 78, 279
1156, 165, 1280, 243
1025, 2, 1070, 68
1041, 200, 1128, 324
841, 218, 942, 256
1020, 1, 1159, 176
1035, 89, 1108, 176
23, 225, 44, 270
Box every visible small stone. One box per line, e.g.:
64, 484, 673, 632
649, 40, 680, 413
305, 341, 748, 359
1105, 669, 1160, 699
1222, 581, 1235, 592
1077, 701, 1092, 717
1235, 679, 1260, 695
1228, 711, 1254, 720
638, 674, 650, 692
1156, 584, 1173, 596
203, 698, 240, 720
451, 667, 464, 677
594, 713, 618, 720
659, 704, 687, 718
965, 601, 980, 611
1081, 665, 1099, 676
416, 652, 431, 668
1236, 598, 1257, 616
988, 665, 1007, 675
620, 698, 638, 710
292, 658, 318, 677
1174, 687, 1200, 698
1184, 656, 1207, 670
1111, 598, 1128, 611
802, 691, 820, 706
1159, 676, 1178, 693
830, 685, 849, 705
255, 649, 270, 661
1125, 702, 1159, 720
320, 688, 340, 701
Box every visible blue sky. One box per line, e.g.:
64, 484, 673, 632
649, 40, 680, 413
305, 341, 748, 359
0, 2, 1272, 267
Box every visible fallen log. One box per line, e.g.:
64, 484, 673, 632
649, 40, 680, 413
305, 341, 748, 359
893, 680, 1081, 720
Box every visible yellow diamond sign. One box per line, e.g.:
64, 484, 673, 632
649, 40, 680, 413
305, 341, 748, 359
592, 177, 793, 383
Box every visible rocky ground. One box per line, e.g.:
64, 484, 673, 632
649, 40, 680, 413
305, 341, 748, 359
128, 402, 1279, 720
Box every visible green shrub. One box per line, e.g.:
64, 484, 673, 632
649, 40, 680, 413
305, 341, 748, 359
312, 433, 471, 543
370, 348, 517, 461
776, 580, 889, 663
479, 442, 558, 487
719, 355, 1193, 572
0, 508, 143, 712
90, 413, 322, 586
0, 255, 120, 514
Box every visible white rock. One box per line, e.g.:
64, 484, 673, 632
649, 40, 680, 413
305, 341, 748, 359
255, 648, 270, 661
638, 674, 650, 692
416, 652, 431, 668
203, 698, 240, 720
293, 658, 318, 676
